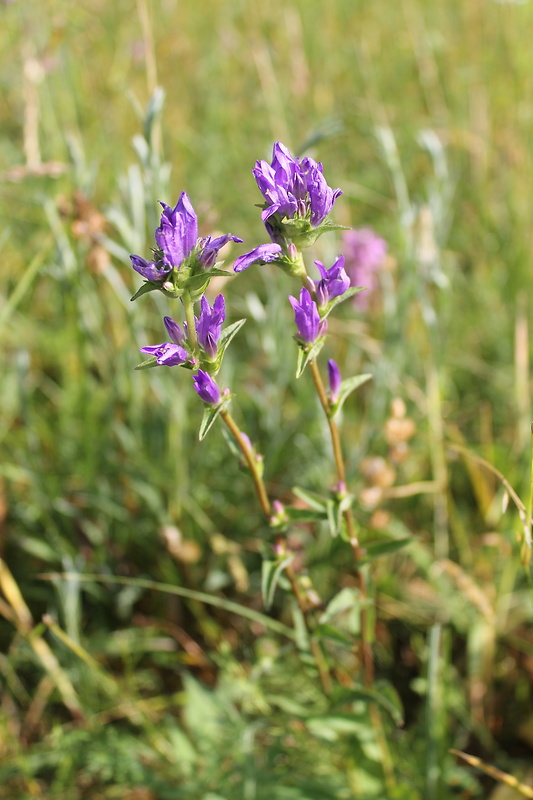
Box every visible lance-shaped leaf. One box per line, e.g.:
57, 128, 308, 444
217, 318, 246, 359
295, 337, 326, 379
134, 355, 159, 371
198, 393, 232, 441
130, 281, 172, 302
282, 506, 329, 524
292, 486, 329, 512
356, 537, 415, 567
320, 286, 366, 319
261, 553, 294, 610
330, 373, 372, 418
326, 493, 354, 538
332, 682, 404, 727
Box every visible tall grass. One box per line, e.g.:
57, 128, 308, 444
1, 0, 533, 797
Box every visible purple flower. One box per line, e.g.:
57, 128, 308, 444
234, 243, 283, 273
139, 342, 188, 367
156, 192, 198, 269
163, 316, 187, 346
193, 370, 221, 405
327, 360, 341, 403
288, 287, 327, 344
130, 255, 172, 282
301, 157, 343, 227
130, 192, 242, 282
198, 234, 243, 270
314, 256, 350, 307
342, 228, 387, 309
195, 294, 225, 359
253, 142, 342, 228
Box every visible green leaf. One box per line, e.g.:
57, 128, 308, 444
321, 286, 365, 318
198, 405, 223, 441
320, 587, 362, 635
218, 318, 246, 355
291, 221, 351, 250
332, 374, 372, 417
295, 337, 326, 378
326, 498, 343, 538
357, 537, 415, 566
203, 267, 233, 278
182, 273, 210, 295
261, 554, 294, 609
198, 395, 232, 440
291, 598, 310, 652
292, 486, 328, 512
283, 506, 328, 523
130, 281, 162, 302
134, 355, 158, 370
312, 622, 353, 646
333, 681, 405, 727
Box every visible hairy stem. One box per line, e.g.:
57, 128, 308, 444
220, 408, 332, 694
308, 358, 375, 687
220, 409, 271, 518
182, 291, 198, 355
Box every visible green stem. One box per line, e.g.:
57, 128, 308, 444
308, 358, 375, 681
182, 290, 198, 355
220, 407, 333, 693
308, 360, 358, 547
220, 408, 271, 519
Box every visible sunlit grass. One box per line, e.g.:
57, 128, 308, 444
1, 0, 533, 797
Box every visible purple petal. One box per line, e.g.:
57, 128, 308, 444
327, 359, 341, 403
233, 243, 283, 273
155, 192, 199, 268
195, 294, 226, 358
175, 192, 198, 256
253, 160, 277, 200
289, 287, 322, 343
155, 203, 186, 267
130, 254, 171, 281
193, 369, 221, 404
314, 256, 350, 305
197, 233, 244, 269
164, 316, 187, 346
140, 342, 188, 366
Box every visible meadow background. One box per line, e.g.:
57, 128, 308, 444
2, 0, 533, 797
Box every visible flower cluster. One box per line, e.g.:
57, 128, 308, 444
138, 294, 228, 404
131, 141, 385, 410
234, 142, 342, 274
254, 141, 342, 228
131, 192, 242, 298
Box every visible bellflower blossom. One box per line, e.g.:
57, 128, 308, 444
193, 370, 221, 405
342, 228, 387, 309
130, 192, 242, 283
314, 256, 350, 307
234, 142, 342, 273
327, 359, 341, 404
139, 342, 189, 367
289, 287, 327, 344
233, 243, 283, 274
253, 142, 342, 227
163, 315, 187, 346
139, 314, 190, 367
195, 294, 225, 359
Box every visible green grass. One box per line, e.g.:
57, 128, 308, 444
2, 0, 533, 797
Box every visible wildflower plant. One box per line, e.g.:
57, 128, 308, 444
129, 142, 402, 743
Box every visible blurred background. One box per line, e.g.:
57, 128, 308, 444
2, 0, 533, 797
